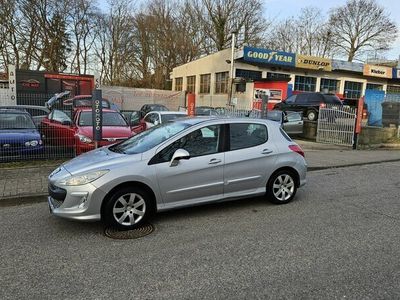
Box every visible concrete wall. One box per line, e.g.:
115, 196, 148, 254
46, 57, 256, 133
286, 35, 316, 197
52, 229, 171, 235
358, 126, 398, 145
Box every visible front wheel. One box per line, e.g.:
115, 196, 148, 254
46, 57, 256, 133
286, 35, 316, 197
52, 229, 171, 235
103, 187, 154, 230
267, 170, 297, 204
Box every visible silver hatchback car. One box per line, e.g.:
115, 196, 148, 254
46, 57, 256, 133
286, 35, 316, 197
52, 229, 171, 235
48, 117, 307, 230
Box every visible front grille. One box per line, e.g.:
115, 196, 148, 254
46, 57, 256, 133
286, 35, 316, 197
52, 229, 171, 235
48, 183, 67, 202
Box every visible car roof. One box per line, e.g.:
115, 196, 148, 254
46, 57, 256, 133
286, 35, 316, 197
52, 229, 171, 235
150, 111, 187, 115
170, 116, 279, 127
0, 108, 30, 114
77, 108, 119, 113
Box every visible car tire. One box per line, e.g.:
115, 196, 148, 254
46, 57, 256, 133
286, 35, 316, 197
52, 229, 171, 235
103, 187, 154, 230
267, 170, 297, 204
306, 110, 318, 121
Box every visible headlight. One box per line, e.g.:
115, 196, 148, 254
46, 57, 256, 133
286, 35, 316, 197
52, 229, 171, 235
58, 170, 109, 186
25, 140, 39, 147
76, 134, 93, 144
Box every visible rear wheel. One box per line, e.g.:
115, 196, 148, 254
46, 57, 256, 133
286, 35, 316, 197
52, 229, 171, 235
103, 187, 154, 230
306, 110, 318, 121
267, 170, 297, 204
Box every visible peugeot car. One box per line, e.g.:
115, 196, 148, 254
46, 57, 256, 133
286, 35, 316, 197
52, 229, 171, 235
48, 117, 307, 230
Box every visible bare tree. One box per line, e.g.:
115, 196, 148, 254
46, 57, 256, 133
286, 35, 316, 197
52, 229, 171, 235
328, 0, 398, 61
194, 0, 266, 53
265, 7, 333, 57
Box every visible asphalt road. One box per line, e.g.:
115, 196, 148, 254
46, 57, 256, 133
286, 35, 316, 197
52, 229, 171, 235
1, 162, 400, 299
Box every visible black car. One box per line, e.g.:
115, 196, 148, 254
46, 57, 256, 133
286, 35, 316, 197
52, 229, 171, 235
273, 93, 342, 121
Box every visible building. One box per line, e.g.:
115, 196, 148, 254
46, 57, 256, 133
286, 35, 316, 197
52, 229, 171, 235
170, 47, 400, 108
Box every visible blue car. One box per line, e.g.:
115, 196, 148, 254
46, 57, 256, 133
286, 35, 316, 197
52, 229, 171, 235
0, 108, 44, 156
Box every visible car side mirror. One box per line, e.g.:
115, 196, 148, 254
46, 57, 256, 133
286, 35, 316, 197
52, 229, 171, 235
154, 120, 159, 126
170, 149, 190, 167
62, 120, 72, 126
283, 115, 289, 123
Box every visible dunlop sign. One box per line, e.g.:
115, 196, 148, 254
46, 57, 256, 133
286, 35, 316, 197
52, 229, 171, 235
296, 55, 332, 71
363, 65, 392, 79
243, 47, 295, 67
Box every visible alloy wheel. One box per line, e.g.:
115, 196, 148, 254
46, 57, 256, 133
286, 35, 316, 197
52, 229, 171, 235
112, 193, 146, 226
272, 174, 295, 201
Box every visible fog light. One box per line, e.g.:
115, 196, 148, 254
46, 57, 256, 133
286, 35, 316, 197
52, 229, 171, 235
78, 194, 88, 208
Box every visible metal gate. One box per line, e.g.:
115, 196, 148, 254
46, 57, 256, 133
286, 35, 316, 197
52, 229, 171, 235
316, 105, 357, 146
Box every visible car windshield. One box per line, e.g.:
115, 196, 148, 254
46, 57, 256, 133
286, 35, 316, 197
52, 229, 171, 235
161, 114, 186, 123
109, 121, 192, 154
78, 111, 128, 126
0, 113, 36, 129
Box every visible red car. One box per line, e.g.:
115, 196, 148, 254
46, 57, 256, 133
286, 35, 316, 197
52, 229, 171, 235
41, 107, 134, 155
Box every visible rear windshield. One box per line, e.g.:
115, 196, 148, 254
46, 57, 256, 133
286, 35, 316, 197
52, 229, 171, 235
279, 127, 292, 142
0, 113, 36, 129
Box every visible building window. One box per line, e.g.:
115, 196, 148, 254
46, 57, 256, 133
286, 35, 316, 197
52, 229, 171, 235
320, 78, 340, 93
387, 85, 400, 94
175, 77, 183, 91
267, 72, 291, 79
199, 74, 211, 94
294, 75, 316, 92
344, 81, 363, 99
215, 72, 229, 94
236, 69, 262, 81
366, 83, 383, 91
186, 76, 196, 93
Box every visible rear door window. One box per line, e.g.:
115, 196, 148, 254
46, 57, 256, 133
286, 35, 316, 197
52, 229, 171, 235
229, 123, 268, 151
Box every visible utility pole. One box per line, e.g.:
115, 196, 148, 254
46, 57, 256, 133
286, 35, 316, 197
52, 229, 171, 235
228, 32, 236, 106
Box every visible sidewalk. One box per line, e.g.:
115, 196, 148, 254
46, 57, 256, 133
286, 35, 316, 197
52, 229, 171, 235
0, 142, 399, 206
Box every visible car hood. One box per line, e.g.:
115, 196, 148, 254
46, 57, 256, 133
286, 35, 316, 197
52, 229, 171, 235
62, 147, 141, 175
77, 126, 133, 139
0, 129, 41, 142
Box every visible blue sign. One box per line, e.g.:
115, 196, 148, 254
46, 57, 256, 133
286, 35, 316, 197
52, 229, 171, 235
243, 47, 296, 67
392, 68, 400, 79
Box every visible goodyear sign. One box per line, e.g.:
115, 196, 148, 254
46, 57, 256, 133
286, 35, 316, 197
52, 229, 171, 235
243, 47, 295, 67
296, 54, 332, 71
363, 64, 392, 79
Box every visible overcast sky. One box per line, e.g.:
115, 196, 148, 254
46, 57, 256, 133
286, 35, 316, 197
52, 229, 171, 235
97, 0, 400, 60
264, 0, 400, 60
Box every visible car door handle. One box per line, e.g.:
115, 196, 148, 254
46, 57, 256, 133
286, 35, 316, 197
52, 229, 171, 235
209, 158, 222, 164
261, 149, 273, 155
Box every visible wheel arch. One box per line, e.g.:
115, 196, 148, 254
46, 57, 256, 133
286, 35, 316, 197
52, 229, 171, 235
100, 181, 157, 220
267, 166, 300, 189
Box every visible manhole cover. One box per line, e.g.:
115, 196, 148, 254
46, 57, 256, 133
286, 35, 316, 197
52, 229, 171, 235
104, 223, 154, 240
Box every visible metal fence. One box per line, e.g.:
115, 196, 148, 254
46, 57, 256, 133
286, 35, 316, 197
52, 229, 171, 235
0, 88, 186, 163
316, 105, 357, 146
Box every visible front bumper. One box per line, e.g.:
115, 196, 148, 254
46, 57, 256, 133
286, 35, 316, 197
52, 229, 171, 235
47, 182, 107, 222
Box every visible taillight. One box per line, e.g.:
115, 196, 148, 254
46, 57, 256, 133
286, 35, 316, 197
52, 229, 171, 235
319, 103, 326, 108
289, 144, 305, 157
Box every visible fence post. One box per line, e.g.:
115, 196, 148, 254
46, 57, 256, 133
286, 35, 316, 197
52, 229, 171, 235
353, 97, 365, 150
261, 94, 268, 119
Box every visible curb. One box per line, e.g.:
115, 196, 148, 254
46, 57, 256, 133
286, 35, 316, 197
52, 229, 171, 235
308, 158, 400, 171
0, 194, 47, 207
